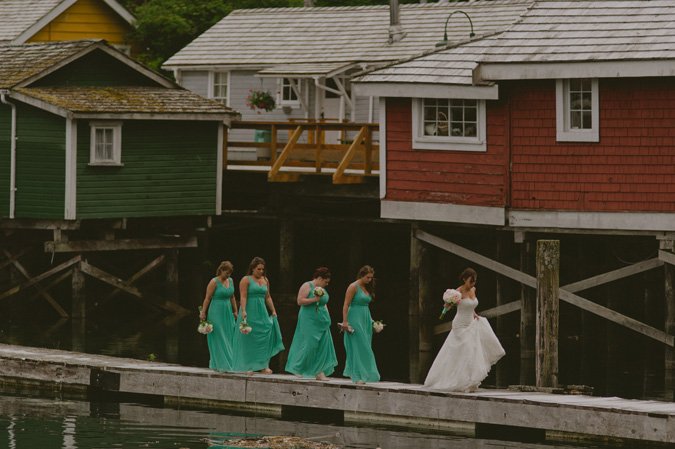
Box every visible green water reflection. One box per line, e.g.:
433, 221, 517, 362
0, 393, 604, 449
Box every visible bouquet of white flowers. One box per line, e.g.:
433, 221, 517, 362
197, 306, 213, 334
313, 286, 325, 312
372, 320, 385, 333
440, 288, 462, 319
239, 320, 252, 335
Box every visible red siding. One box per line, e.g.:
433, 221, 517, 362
385, 98, 507, 207
385, 78, 675, 213
510, 78, 675, 212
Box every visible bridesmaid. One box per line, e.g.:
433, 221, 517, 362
199, 261, 237, 371
232, 256, 284, 374
342, 265, 380, 384
285, 267, 337, 381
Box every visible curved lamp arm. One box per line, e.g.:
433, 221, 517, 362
436, 10, 475, 47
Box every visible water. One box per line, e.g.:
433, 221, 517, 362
0, 393, 600, 449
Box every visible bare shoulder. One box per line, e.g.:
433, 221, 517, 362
240, 276, 250, 286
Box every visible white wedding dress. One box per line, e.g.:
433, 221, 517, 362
423, 297, 505, 392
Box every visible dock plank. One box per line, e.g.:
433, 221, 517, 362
0, 343, 673, 445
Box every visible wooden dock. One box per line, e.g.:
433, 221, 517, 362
0, 343, 673, 446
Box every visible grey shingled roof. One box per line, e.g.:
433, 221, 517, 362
163, 0, 533, 69
0, 0, 61, 43
354, 0, 675, 86
0, 39, 97, 88
16, 86, 233, 115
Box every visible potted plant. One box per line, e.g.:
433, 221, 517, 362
247, 90, 276, 159
246, 89, 276, 114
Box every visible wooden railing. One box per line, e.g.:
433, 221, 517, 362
226, 120, 379, 183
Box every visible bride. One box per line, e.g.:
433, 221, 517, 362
423, 268, 505, 392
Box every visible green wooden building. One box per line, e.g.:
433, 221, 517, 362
0, 39, 237, 221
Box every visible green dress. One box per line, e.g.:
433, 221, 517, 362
207, 277, 236, 371
232, 276, 284, 372
285, 282, 337, 378
343, 283, 380, 383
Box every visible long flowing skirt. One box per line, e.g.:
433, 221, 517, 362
343, 304, 380, 383
424, 317, 505, 392
232, 297, 284, 372
207, 300, 236, 371
285, 305, 337, 378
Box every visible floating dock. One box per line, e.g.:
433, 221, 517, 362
0, 343, 672, 446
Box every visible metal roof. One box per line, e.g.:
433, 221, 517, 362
163, 0, 533, 69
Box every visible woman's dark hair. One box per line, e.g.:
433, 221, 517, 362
313, 267, 331, 279
247, 256, 266, 278
356, 265, 375, 298
459, 268, 477, 284
216, 261, 233, 276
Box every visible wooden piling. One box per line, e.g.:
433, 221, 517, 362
279, 218, 295, 295
519, 236, 535, 385
665, 261, 675, 397
409, 225, 432, 383
71, 261, 85, 320
536, 240, 559, 388
165, 248, 179, 304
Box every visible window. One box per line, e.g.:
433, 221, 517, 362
209, 71, 229, 105
556, 78, 599, 142
89, 122, 122, 165
412, 98, 486, 151
279, 78, 301, 105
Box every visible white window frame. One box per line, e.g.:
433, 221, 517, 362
556, 78, 599, 142
278, 77, 302, 107
412, 98, 487, 152
208, 71, 230, 106
89, 121, 123, 166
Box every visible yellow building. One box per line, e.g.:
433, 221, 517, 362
0, 0, 136, 54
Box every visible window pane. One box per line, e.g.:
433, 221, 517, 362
422, 99, 450, 136
212, 72, 227, 104
95, 128, 113, 160
582, 111, 592, 128
570, 111, 581, 129
448, 99, 478, 137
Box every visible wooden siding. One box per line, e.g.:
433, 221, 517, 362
32, 49, 159, 87
75, 120, 218, 219
509, 78, 675, 212
384, 98, 507, 207
27, 0, 134, 48
0, 105, 10, 216
14, 104, 65, 219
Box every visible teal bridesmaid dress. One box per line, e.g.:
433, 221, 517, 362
207, 277, 236, 371
285, 282, 338, 378
232, 276, 284, 372
343, 283, 380, 383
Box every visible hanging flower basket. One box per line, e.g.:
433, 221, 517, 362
246, 89, 276, 114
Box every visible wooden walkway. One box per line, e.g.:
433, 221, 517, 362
0, 343, 673, 446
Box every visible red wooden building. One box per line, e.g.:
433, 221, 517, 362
354, 0, 675, 397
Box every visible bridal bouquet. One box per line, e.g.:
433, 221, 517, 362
372, 320, 386, 333
239, 320, 252, 334
440, 288, 462, 319
197, 306, 213, 334
313, 286, 325, 312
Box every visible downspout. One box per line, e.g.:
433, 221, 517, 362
1, 90, 16, 219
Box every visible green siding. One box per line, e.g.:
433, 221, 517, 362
15, 104, 66, 219
76, 120, 218, 218
0, 105, 10, 217
32, 50, 161, 87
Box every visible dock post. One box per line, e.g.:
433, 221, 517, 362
536, 240, 559, 388
665, 261, 675, 397
72, 260, 86, 352
166, 248, 179, 304
409, 225, 433, 383
279, 218, 295, 294
517, 232, 535, 385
